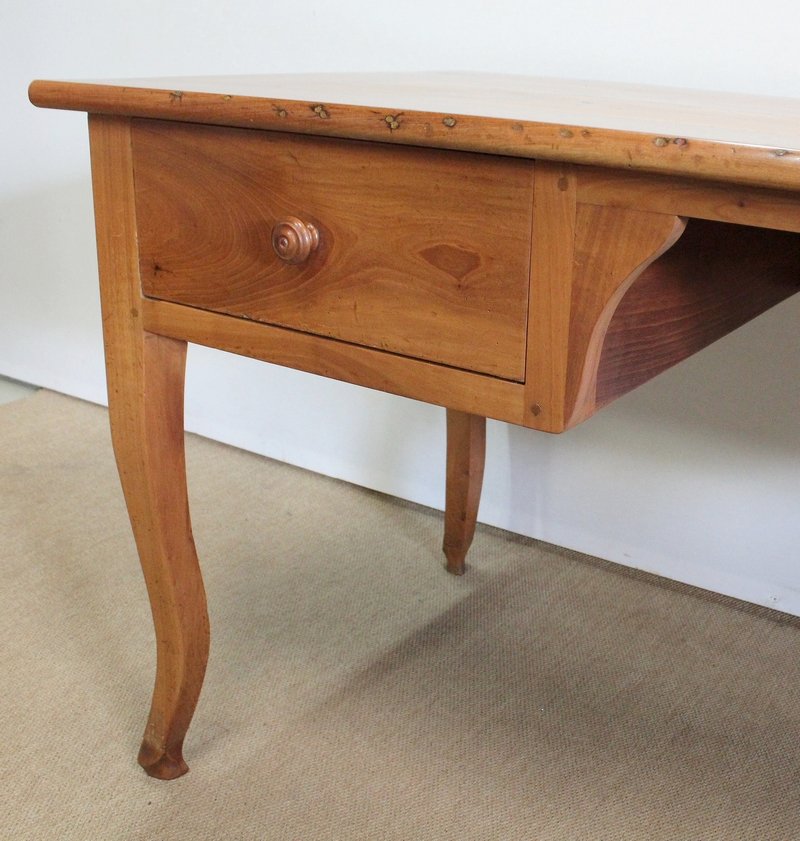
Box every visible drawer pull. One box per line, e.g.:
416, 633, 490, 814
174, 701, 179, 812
271, 217, 320, 265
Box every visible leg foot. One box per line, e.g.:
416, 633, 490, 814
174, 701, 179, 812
444, 546, 468, 576
138, 738, 189, 780
442, 410, 486, 575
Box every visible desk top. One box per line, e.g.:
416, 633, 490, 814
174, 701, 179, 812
29, 73, 800, 191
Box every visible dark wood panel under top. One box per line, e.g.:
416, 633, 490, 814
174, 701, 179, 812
596, 219, 800, 408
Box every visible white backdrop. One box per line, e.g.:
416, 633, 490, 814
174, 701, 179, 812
3, 1, 800, 613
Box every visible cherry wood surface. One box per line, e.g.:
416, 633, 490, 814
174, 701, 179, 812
523, 162, 577, 432
29, 74, 800, 780
443, 411, 486, 576
133, 119, 533, 380
565, 205, 687, 429
89, 115, 210, 780
29, 73, 800, 191
141, 298, 529, 424
596, 220, 800, 411
577, 167, 800, 233
525, 163, 800, 431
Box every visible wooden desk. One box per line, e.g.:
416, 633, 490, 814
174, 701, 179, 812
29, 74, 800, 779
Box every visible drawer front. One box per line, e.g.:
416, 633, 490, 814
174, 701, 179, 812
132, 120, 533, 380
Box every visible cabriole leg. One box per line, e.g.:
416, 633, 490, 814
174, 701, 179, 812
90, 114, 209, 779
108, 333, 210, 780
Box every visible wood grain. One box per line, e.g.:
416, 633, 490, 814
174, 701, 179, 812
132, 120, 533, 381
30, 74, 800, 191
565, 205, 687, 428
88, 115, 210, 780
443, 411, 486, 576
525, 162, 578, 432
596, 219, 800, 408
141, 299, 528, 425
578, 167, 800, 233
34, 77, 800, 784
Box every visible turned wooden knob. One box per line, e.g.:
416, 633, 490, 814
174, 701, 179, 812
271, 217, 320, 264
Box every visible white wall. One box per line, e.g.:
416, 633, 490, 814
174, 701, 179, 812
3, 1, 800, 613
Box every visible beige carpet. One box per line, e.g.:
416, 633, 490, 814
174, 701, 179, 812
1, 390, 799, 840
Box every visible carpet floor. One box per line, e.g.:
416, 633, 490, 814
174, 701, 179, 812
1, 390, 798, 840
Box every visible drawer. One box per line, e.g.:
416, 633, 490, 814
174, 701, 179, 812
131, 120, 534, 380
